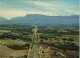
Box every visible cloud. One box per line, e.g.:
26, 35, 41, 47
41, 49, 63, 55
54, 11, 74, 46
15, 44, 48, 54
73, 11, 79, 15
26, 1, 64, 7
23, 1, 64, 11
65, 9, 79, 15
66, 9, 79, 14
66, 10, 73, 12
0, 0, 79, 19
24, 1, 53, 7
0, 10, 55, 19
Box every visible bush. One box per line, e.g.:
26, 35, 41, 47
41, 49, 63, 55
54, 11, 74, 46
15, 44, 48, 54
57, 43, 79, 51
7, 44, 30, 50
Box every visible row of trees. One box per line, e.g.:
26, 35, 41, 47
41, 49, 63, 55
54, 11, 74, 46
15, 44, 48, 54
7, 43, 30, 50
40, 41, 79, 51
0, 24, 33, 34
39, 35, 78, 51
38, 28, 79, 35
0, 33, 32, 41
57, 42, 79, 51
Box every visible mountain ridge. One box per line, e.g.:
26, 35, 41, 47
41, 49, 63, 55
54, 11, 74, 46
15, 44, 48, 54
0, 14, 79, 27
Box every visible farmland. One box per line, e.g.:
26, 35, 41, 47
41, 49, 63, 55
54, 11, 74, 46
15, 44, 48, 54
0, 25, 79, 58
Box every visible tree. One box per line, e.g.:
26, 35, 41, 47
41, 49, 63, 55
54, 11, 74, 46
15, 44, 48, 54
68, 38, 74, 42
49, 38, 52, 41
24, 55, 27, 58
62, 38, 67, 42
40, 39, 44, 43
45, 38, 48, 41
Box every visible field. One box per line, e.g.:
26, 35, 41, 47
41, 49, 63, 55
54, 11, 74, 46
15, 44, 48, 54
0, 25, 79, 58
62, 35, 79, 42
40, 33, 79, 42
0, 44, 28, 57
0, 39, 26, 45
0, 39, 28, 57
40, 33, 56, 38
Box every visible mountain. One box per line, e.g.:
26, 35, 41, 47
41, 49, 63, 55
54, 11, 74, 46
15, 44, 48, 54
0, 14, 79, 27
0, 17, 8, 24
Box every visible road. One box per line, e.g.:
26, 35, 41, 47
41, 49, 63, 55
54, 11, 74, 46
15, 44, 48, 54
30, 26, 39, 58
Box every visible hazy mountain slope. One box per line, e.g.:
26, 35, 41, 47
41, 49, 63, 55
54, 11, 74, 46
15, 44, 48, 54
0, 14, 79, 27
0, 17, 8, 24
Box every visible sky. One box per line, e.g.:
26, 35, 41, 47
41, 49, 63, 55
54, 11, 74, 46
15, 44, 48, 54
0, 0, 79, 19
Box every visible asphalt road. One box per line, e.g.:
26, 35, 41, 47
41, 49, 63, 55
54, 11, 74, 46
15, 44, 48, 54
30, 26, 39, 58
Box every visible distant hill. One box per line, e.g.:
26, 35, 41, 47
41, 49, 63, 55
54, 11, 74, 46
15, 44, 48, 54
0, 14, 79, 27
0, 17, 8, 24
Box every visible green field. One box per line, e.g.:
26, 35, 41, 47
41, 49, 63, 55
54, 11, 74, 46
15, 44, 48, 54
40, 33, 79, 42
40, 33, 56, 38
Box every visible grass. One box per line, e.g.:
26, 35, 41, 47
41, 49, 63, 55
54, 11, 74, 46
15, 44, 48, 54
0, 39, 28, 57
0, 39, 25, 45
40, 33, 56, 38
40, 33, 79, 42
0, 44, 28, 57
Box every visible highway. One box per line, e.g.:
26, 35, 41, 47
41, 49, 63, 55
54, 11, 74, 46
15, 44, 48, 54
30, 26, 39, 58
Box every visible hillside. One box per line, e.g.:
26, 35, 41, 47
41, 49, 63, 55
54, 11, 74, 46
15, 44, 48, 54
0, 14, 79, 27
